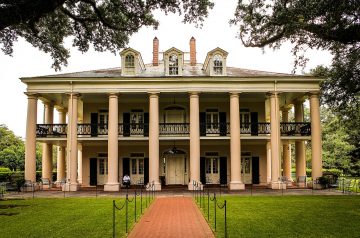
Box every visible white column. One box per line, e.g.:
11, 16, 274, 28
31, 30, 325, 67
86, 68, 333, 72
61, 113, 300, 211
309, 92, 322, 183
149, 93, 161, 190
56, 109, 67, 183
188, 92, 201, 190
269, 92, 284, 189
25, 93, 38, 183
229, 93, 244, 190
266, 141, 271, 183
65, 93, 79, 191
42, 103, 54, 185
294, 100, 306, 187
105, 93, 120, 191
77, 143, 83, 185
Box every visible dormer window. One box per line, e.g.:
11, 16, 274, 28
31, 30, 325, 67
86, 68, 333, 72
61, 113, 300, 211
125, 54, 135, 68
203, 47, 228, 76
213, 55, 223, 75
120, 48, 145, 76
169, 54, 179, 75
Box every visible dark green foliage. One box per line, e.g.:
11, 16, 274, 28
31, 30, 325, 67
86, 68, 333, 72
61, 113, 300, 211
0, 0, 214, 70
230, 0, 359, 175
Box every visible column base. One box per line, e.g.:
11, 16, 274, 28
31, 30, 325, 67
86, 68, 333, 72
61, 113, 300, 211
146, 182, 161, 191
104, 183, 120, 191
188, 182, 203, 190
269, 181, 286, 190
297, 182, 307, 188
62, 183, 79, 191
229, 181, 245, 190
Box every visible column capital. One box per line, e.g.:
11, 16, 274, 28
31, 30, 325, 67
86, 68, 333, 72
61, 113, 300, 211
66, 93, 81, 99
43, 100, 55, 107
189, 92, 200, 97
266, 91, 281, 98
148, 92, 159, 97
229, 92, 241, 97
24, 92, 39, 99
307, 91, 320, 98
108, 92, 119, 98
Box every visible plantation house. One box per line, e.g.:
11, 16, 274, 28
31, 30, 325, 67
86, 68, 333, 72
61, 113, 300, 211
21, 37, 322, 191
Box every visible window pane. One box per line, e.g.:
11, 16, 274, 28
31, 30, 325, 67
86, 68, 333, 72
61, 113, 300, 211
213, 55, 223, 75
138, 159, 144, 175
131, 159, 137, 174
169, 54, 178, 75
125, 54, 135, 68
99, 159, 105, 175
205, 158, 211, 173
213, 158, 219, 173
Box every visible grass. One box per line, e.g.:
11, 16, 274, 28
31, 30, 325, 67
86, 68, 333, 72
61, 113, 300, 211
0, 195, 153, 238
196, 195, 360, 238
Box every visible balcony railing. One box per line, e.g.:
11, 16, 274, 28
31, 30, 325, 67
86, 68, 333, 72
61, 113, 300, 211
36, 124, 67, 137
36, 122, 311, 137
159, 123, 190, 135
280, 122, 311, 136
240, 123, 271, 135
200, 123, 229, 136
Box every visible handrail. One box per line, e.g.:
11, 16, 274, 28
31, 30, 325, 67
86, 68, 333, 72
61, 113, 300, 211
36, 122, 312, 137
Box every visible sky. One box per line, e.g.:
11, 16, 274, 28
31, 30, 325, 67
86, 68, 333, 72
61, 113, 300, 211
0, 0, 332, 138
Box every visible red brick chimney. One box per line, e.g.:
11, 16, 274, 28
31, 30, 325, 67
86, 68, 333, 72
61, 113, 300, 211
153, 37, 159, 66
190, 37, 196, 66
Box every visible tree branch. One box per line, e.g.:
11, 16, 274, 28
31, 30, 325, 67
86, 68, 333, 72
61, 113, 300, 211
0, 0, 66, 31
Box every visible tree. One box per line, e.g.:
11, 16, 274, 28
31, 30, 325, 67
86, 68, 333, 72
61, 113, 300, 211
0, 124, 42, 171
321, 107, 355, 173
0, 0, 214, 70
231, 0, 360, 175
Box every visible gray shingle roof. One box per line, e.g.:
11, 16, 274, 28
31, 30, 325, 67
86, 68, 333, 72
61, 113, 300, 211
36, 62, 294, 78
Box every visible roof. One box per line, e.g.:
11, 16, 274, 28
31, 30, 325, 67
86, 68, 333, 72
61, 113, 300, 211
28, 62, 295, 79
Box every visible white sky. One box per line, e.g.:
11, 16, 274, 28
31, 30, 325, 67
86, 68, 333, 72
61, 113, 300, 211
0, 0, 332, 138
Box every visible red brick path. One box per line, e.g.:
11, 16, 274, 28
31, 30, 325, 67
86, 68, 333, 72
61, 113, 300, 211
128, 197, 214, 238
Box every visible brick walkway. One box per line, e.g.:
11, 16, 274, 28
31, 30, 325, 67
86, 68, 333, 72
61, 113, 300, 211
128, 197, 214, 238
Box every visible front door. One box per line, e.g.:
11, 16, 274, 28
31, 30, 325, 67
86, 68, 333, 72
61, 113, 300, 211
241, 156, 252, 184
90, 158, 97, 186
166, 155, 184, 185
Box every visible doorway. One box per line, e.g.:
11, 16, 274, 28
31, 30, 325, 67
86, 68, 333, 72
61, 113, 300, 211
90, 158, 97, 186
166, 155, 185, 185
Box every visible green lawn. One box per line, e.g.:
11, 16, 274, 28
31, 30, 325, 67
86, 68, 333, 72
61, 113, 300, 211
197, 195, 360, 238
0, 196, 152, 238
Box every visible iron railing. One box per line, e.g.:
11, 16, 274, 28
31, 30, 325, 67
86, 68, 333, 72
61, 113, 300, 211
280, 122, 311, 136
240, 122, 271, 135
36, 122, 311, 137
36, 124, 67, 137
159, 123, 190, 135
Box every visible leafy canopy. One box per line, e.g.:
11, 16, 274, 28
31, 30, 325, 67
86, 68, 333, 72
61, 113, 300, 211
0, 0, 214, 70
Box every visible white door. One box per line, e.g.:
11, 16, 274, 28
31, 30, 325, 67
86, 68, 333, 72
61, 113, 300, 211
241, 157, 252, 184
166, 155, 184, 184
240, 112, 251, 133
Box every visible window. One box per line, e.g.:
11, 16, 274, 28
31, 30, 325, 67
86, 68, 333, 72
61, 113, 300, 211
138, 159, 144, 175
213, 54, 223, 75
212, 158, 219, 173
131, 110, 144, 129
131, 159, 137, 174
125, 54, 135, 68
205, 152, 219, 174
206, 109, 219, 133
99, 158, 108, 175
169, 54, 178, 75
205, 159, 211, 173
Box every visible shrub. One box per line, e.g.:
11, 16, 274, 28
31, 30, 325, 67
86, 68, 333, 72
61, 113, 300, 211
0, 167, 11, 173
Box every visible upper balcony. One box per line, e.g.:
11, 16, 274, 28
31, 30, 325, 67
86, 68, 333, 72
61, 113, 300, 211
36, 122, 311, 138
